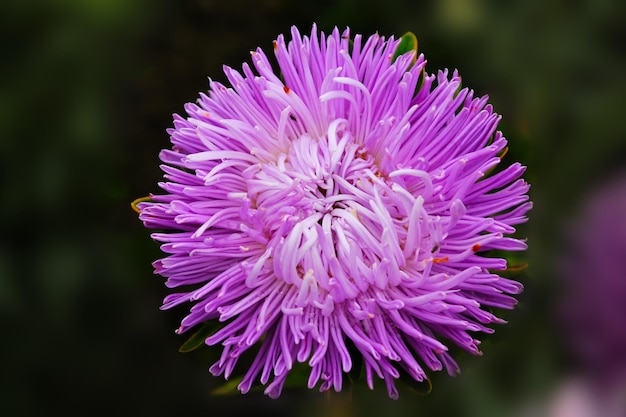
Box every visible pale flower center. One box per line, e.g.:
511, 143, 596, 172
242, 121, 424, 306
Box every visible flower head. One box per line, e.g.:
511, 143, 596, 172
136, 25, 531, 398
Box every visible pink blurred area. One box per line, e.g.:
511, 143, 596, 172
559, 171, 626, 381
544, 171, 626, 417
544, 377, 626, 417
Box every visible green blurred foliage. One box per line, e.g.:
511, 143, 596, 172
2, 0, 625, 415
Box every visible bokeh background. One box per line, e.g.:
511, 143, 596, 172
2, 0, 626, 416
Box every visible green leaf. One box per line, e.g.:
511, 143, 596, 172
392, 32, 418, 64
397, 369, 433, 396
282, 361, 312, 388
210, 376, 244, 396
178, 322, 217, 353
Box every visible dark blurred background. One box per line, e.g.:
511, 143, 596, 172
2, 0, 626, 416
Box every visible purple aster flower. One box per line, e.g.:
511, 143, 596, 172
135, 25, 531, 399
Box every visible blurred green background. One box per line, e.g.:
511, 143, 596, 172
2, 0, 625, 415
